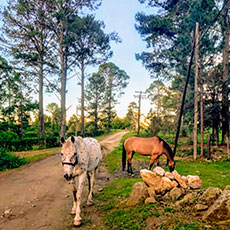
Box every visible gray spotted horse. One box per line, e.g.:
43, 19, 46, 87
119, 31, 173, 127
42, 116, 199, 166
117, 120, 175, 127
60, 136, 110, 227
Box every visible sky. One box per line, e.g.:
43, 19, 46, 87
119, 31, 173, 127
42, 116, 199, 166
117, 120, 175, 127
1, 0, 156, 119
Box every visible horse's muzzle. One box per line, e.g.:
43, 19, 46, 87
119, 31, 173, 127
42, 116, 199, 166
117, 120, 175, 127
64, 174, 73, 181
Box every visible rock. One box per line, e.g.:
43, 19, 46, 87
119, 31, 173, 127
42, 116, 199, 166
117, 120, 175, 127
187, 175, 202, 189
140, 169, 177, 194
199, 187, 222, 206
169, 187, 184, 202
194, 203, 209, 211
4, 209, 12, 217
202, 185, 230, 221
160, 177, 178, 194
165, 172, 175, 180
153, 166, 165, 177
175, 192, 198, 206
126, 182, 148, 207
172, 170, 188, 189
147, 187, 156, 197
145, 197, 157, 204
140, 169, 162, 187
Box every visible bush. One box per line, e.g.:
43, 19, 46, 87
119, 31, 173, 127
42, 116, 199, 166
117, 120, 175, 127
0, 137, 59, 151
0, 148, 27, 171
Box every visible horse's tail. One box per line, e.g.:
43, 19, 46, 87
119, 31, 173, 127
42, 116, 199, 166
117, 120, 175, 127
99, 140, 114, 155
122, 143, 126, 171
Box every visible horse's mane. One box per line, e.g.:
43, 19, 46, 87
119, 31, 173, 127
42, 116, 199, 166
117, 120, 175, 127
158, 137, 175, 159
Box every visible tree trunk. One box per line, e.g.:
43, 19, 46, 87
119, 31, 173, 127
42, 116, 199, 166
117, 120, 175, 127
107, 76, 113, 133
80, 62, 85, 137
221, 0, 230, 144
193, 22, 199, 161
38, 59, 44, 140
59, 20, 67, 139
200, 60, 204, 157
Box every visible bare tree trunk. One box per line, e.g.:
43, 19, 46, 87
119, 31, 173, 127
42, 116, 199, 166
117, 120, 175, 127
200, 60, 204, 157
221, 0, 230, 144
193, 22, 199, 161
59, 20, 67, 139
38, 60, 44, 140
80, 62, 85, 137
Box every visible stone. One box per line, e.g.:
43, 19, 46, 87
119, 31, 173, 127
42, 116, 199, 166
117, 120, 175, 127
194, 203, 209, 212
153, 166, 165, 177
172, 170, 188, 189
187, 175, 202, 189
126, 182, 148, 207
169, 187, 184, 202
165, 172, 175, 180
160, 177, 178, 193
199, 187, 222, 206
203, 185, 230, 221
175, 192, 198, 206
140, 169, 162, 188
147, 187, 156, 197
145, 197, 157, 204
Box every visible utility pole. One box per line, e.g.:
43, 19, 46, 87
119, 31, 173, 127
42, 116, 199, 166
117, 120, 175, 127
134, 91, 146, 135
193, 22, 199, 161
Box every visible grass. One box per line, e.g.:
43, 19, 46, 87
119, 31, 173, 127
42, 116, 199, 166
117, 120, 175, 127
13, 147, 60, 162
96, 132, 230, 230
175, 160, 230, 189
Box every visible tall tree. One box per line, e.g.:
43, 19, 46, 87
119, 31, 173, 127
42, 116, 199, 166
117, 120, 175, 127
99, 62, 130, 132
220, 0, 230, 144
67, 15, 118, 136
1, 0, 56, 139
49, 0, 101, 138
85, 72, 105, 135
126, 102, 138, 130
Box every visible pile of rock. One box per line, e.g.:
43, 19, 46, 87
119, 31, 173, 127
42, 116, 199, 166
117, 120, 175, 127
126, 166, 230, 224
126, 166, 202, 206
141, 167, 202, 202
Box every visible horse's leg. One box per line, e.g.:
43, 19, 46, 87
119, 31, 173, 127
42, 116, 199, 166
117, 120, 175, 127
74, 172, 87, 227
127, 151, 134, 174
155, 156, 160, 166
149, 154, 158, 170
71, 178, 77, 215
86, 170, 95, 206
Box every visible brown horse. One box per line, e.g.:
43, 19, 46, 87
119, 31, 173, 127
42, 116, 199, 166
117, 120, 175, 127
122, 136, 175, 174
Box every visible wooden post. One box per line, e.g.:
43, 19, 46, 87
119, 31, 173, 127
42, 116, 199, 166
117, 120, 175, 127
207, 134, 211, 160
193, 22, 199, 161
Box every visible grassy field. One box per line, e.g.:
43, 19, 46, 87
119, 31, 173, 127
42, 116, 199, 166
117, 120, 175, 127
97, 133, 230, 230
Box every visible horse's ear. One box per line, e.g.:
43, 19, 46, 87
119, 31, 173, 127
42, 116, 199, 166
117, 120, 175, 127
60, 137, 65, 144
71, 136, 75, 143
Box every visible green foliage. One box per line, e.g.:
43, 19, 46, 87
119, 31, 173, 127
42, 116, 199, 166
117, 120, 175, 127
104, 204, 155, 230
99, 62, 130, 132
0, 137, 59, 151
175, 160, 230, 189
0, 148, 27, 171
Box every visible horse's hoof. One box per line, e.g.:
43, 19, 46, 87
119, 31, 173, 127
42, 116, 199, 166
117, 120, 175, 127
71, 209, 76, 215
74, 220, 81, 227
86, 200, 94, 206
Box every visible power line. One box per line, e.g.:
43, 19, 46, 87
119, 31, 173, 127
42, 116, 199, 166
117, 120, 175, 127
173, 0, 230, 156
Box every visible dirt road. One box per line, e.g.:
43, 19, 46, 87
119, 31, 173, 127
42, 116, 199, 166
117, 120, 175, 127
0, 131, 127, 230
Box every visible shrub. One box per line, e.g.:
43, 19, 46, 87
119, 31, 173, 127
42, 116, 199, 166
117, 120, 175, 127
0, 148, 27, 171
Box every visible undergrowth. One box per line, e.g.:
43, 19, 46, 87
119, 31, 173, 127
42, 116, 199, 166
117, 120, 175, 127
0, 148, 27, 171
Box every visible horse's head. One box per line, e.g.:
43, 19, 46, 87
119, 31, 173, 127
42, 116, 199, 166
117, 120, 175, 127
60, 136, 78, 181
168, 160, 176, 172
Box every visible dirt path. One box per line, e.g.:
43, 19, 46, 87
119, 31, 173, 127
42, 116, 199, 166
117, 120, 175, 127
0, 131, 127, 230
